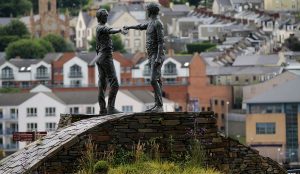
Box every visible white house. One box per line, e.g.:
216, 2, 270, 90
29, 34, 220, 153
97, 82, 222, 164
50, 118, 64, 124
132, 55, 191, 85
0, 58, 53, 88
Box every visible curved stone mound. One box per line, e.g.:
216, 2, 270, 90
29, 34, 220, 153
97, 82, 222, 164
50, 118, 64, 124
0, 112, 287, 174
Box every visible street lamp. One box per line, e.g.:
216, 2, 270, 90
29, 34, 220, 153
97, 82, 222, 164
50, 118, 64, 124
226, 101, 230, 137
277, 148, 281, 163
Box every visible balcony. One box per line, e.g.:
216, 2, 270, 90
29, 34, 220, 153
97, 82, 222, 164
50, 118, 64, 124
163, 70, 178, 76
35, 73, 50, 80
1, 74, 14, 80
69, 72, 83, 78
6, 143, 18, 150
5, 128, 17, 135
143, 70, 151, 76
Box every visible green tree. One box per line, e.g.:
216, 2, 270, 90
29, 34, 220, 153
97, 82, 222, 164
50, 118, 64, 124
5, 39, 48, 59
3, 19, 30, 37
43, 34, 69, 52
112, 34, 126, 53
0, 20, 30, 51
89, 35, 126, 53
0, 0, 32, 17
171, 0, 187, 4
37, 39, 55, 53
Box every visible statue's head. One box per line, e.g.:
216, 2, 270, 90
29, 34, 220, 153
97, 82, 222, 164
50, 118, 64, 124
96, 9, 108, 24
146, 2, 160, 17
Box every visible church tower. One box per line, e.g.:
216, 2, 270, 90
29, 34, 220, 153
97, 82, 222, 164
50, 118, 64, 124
39, 0, 57, 15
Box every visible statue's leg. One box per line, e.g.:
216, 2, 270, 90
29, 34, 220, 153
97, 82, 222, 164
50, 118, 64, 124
149, 61, 163, 112
103, 55, 121, 114
96, 62, 107, 114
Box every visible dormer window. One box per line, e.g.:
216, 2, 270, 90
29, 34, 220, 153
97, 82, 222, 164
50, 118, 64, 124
164, 62, 177, 75
36, 65, 49, 79
1, 66, 14, 80
69, 64, 82, 78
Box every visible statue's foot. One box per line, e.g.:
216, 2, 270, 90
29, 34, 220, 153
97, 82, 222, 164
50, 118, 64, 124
145, 105, 163, 113
99, 109, 107, 116
145, 105, 156, 112
107, 108, 123, 115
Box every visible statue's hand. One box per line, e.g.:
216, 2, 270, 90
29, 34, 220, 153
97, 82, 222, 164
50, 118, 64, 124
123, 26, 129, 30
121, 29, 128, 35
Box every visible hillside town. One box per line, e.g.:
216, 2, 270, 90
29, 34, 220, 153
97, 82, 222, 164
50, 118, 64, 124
0, 0, 300, 170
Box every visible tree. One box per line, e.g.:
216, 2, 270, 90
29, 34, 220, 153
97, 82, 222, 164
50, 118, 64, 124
188, 0, 200, 7
112, 34, 126, 53
284, 35, 300, 51
5, 39, 49, 59
89, 35, 126, 53
3, 20, 30, 37
37, 39, 55, 53
0, 20, 30, 51
43, 34, 69, 52
0, 0, 32, 17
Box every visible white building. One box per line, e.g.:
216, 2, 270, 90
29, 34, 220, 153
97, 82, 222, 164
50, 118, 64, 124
0, 59, 52, 88
132, 55, 190, 85
0, 85, 176, 151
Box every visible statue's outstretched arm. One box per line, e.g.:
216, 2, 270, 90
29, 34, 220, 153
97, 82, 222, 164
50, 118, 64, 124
124, 23, 148, 30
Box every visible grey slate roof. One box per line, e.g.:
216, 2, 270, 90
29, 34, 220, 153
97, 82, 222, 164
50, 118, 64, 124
43, 53, 63, 63
76, 52, 97, 65
233, 54, 280, 66
245, 77, 300, 104
124, 90, 172, 104
82, 12, 92, 26
0, 93, 36, 106
216, 0, 232, 7
206, 66, 282, 75
54, 91, 99, 105
0, 53, 5, 65
171, 4, 190, 12
9, 59, 41, 70
171, 55, 193, 66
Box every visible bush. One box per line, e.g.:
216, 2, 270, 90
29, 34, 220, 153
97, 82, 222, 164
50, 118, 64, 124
94, 160, 109, 173
0, 35, 20, 51
5, 39, 47, 59
43, 34, 70, 52
186, 42, 216, 54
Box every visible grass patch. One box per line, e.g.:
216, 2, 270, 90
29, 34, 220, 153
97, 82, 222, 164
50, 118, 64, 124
109, 161, 220, 174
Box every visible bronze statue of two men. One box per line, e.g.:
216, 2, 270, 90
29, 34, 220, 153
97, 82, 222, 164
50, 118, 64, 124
95, 3, 165, 115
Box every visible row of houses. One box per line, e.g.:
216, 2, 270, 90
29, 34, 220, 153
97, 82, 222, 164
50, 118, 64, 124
0, 84, 175, 154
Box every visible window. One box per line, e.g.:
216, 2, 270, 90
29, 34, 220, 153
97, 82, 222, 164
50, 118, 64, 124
207, 107, 211, 111
256, 123, 275, 134
36, 65, 48, 79
46, 123, 56, 132
48, 0, 51, 11
21, 82, 30, 88
126, 67, 131, 73
70, 107, 79, 114
134, 30, 140, 36
69, 64, 82, 78
214, 100, 218, 105
86, 107, 95, 114
1, 66, 14, 79
0, 109, 3, 118
46, 107, 56, 116
27, 108, 37, 117
221, 100, 225, 106
70, 80, 82, 87
221, 114, 225, 120
253, 76, 257, 81
215, 113, 218, 118
134, 39, 141, 47
250, 104, 282, 114
235, 76, 239, 82
27, 123, 37, 131
125, 39, 129, 47
10, 108, 17, 119
122, 106, 133, 113
143, 64, 151, 76
121, 67, 125, 73
164, 62, 177, 75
